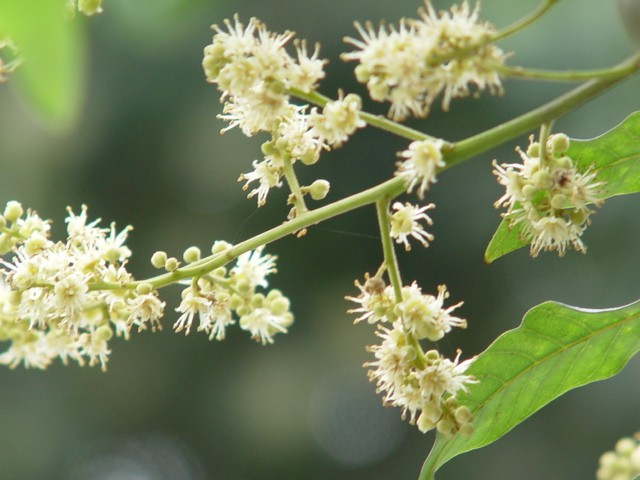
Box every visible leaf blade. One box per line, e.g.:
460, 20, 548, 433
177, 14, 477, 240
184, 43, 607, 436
420, 299, 640, 479
0, 0, 85, 131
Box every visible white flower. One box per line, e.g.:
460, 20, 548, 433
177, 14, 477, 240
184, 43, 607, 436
203, 16, 326, 135
398, 283, 466, 341
395, 139, 445, 198
493, 135, 604, 257
127, 292, 165, 332
231, 246, 277, 289
389, 202, 435, 251
342, 1, 505, 120
174, 288, 212, 335
415, 2, 505, 111
345, 274, 394, 324
342, 19, 434, 120
239, 159, 283, 206
308, 93, 366, 147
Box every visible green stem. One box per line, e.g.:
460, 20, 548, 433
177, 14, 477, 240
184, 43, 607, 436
499, 63, 635, 82
90, 52, 640, 293
375, 199, 402, 301
90, 176, 408, 291
288, 87, 442, 143
538, 121, 553, 164
375, 198, 427, 369
444, 52, 640, 170
281, 154, 308, 215
492, 0, 559, 42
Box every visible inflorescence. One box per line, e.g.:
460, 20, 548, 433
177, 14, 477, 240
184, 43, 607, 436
493, 133, 604, 256
596, 433, 640, 480
0, 202, 292, 371
342, 1, 506, 121
346, 274, 475, 436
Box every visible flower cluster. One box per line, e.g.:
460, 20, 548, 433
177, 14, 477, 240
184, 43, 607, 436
67, 0, 104, 16
493, 133, 605, 256
0, 202, 163, 371
342, 1, 506, 120
596, 433, 640, 480
346, 273, 475, 436
170, 242, 293, 345
203, 17, 365, 209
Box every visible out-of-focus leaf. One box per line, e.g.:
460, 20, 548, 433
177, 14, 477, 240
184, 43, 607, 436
0, 0, 85, 132
420, 299, 640, 479
485, 112, 640, 263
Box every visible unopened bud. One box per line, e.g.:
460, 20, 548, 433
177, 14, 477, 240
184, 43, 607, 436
310, 179, 331, 200
3, 201, 23, 223
165, 257, 180, 272
549, 133, 570, 154
183, 246, 201, 263
151, 251, 167, 269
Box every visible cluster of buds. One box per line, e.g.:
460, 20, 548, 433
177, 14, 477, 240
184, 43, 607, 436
346, 273, 475, 436
0, 202, 163, 371
493, 133, 605, 256
596, 433, 640, 480
342, 1, 506, 120
166, 242, 293, 345
203, 17, 365, 210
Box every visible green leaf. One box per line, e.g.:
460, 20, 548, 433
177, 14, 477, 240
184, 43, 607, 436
569, 111, 640, 197
419, 299, 640, 480
485, 112, 640, 263
0, 0, 85, 132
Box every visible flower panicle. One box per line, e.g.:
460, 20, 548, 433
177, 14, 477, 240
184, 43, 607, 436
172, 243, 293, 345
342, 1, 506, 121
0, 203, 295, 371
203, 17, 365, 208
493, 132, 605, 257
346, 273, 475, 436
0, 202, 163, 371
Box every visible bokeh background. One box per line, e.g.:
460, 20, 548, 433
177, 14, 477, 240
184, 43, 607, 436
1, 0, 639, 479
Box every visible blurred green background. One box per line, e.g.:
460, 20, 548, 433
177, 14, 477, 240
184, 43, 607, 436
1, 0, 639, 479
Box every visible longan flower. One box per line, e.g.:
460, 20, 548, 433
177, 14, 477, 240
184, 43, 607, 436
389, 202, 435, 251
342, 1, 506, 120
308, 92, 366, 147
203, 15, 326, 136
596, 433, 640, 480
395, 139, 445, 198
493, 133, 605, 256
0, 202, 163, 370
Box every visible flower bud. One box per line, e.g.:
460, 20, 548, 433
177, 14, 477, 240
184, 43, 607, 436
522, 184, 538, 200
183, 246, 201, 263
556, 156, 573, 170
531, 170, 552, 189
299, 150, 320, 166
307, 179, 330, 200
549, 133, 570, 154
526, 142, 540, 158
3, 201, 23, 223
151, 251, 167, 269
95, 325, 113, 341
211, 240, 232, 255
136, 283, 153, 295
454, 406, 473, 424
550, 193, 567, 209
164, 257, 180, 272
